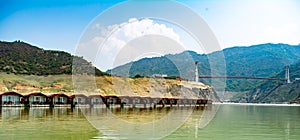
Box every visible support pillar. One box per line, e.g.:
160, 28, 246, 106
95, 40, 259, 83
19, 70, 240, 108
195, 61, 199, 82
286, 65, 291, 84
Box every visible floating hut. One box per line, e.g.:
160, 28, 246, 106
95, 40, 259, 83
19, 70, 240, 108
24, 92, 48, 106
0, 92, 24, 106
0, 91, 210, 108
118, 96, 131, 104
141, 97, 152, 104
89, 95, 105, 105
48, 94, 71, 106
104, 95, 121, 106
70, 94, 89, 105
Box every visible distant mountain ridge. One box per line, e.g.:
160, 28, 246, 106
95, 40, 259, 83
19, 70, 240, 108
0, 41, 106, 76
108, 43, 300, 92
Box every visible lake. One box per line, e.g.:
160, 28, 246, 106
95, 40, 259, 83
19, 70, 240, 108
0, 104, 300, 140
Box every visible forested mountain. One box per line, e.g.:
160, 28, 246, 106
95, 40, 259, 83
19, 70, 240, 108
0, 41, 106, 76
242, 61, 300, 103
108, 43, 300, 91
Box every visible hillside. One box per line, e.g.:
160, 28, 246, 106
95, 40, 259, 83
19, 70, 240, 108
0, 72, 218, 101
108, 43, 300, 91
0, 41, 106, 76
241, 61, 300, 103
0, 41, 217, 100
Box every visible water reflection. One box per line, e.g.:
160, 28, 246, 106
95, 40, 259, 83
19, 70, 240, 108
0, 107, 98, 140
1, 105, 298, 140
198, 105, 300, 140
81, 106, 211, 140
0, 106, 210, 140
0, 107, 73, 121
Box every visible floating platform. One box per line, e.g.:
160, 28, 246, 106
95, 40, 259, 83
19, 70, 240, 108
0, 92, 211, 108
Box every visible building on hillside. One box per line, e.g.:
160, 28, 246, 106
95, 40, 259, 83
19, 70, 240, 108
152, 74, 168, 78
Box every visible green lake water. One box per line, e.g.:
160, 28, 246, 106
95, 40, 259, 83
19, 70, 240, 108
0, 104, 300, 140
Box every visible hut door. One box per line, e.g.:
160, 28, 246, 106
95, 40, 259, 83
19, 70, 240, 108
35, 96, 40, 102
58, 97, 61, 103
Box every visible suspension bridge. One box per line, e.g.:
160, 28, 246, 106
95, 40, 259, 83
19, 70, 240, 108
194, 61, 291, 83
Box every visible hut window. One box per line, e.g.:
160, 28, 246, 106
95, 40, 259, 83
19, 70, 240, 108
59, 97, 64, 102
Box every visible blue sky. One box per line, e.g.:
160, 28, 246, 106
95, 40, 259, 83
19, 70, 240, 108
0, 0, 122, 52
1, 0, 300, 70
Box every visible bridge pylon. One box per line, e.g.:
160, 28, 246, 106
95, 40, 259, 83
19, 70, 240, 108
286, 65, 291, 84
195, 61, 199, 82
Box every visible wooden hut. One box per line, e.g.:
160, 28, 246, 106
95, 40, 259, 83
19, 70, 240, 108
119, 96, 132, 104
104, 95, 121, 105
70, 94, 89, 105
151, 97, 162, 105
196, 99, 208, 105
24, 92, 48, 106
161, 98, 171, 105
88, 95, 105, 105
131, 96, 144, 104
176, 98, 189, 105
169, 98, 178, 105
48, 94, 71, 106
0, 92, 24, 106
141, 97, 152, 104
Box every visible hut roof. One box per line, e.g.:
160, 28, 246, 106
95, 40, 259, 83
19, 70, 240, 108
48, 93, 70, 98
25, 92, 47, 97
0, 91, 23, 97
69, 94, 88, 98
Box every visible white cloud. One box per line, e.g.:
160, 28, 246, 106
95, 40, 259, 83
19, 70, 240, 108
83, 18, 184, 71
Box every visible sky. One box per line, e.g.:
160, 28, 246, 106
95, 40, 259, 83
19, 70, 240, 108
1, 0, 300, 71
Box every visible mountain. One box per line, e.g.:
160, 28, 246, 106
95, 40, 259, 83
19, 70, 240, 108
0, 40, 106, 76
221, 43, 300, 91
0, 41, 218, 102
241, 61, 300, 103
108, 43, 300, 92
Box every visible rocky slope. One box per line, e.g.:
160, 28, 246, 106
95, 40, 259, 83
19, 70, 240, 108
0, 73, 219, 101
242, 80, 300, 103
240, 62, 300, 103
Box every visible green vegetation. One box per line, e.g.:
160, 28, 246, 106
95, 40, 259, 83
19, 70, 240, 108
0, 72, 73, 93
108, 43, 300, 92
1, 40, 299, 102
244, 61, 300, 103
0, 41, 107, 76
0, 41, 216, 100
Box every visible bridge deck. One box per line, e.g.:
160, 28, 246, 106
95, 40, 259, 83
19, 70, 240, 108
199, 76, 286, 81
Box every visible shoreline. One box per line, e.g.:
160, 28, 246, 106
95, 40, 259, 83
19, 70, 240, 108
213, 102, 300, 106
